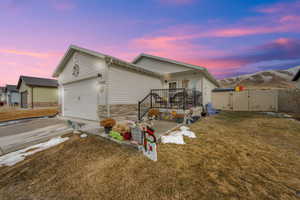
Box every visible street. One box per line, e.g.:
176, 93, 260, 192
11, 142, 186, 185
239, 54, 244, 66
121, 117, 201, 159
0, 118, 72, 155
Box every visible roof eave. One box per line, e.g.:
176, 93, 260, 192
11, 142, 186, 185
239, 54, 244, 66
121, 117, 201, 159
106, 56, 162, 78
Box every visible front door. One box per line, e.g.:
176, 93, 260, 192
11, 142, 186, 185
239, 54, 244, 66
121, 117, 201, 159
21, 91, 28, 108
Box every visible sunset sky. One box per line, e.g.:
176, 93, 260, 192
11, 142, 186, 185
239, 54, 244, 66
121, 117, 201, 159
1, 0, 300, 86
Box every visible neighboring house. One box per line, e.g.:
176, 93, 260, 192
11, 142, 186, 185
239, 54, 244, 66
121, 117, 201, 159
0, 87, 6, 106
5, 85, 20, 106
17, 76, 58, 108
292, 69, 300, 88
52, 45, 219, 121
0, 87, 5, 102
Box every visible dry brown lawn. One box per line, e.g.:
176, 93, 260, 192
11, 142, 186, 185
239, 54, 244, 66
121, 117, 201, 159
0, 108, 58, 122
0, 112, 299, 200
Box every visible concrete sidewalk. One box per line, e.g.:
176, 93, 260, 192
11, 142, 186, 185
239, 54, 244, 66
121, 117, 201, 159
0, 118, 72, 155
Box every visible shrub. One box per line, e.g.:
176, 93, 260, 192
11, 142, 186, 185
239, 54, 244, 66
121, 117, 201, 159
100, 118, 116, 128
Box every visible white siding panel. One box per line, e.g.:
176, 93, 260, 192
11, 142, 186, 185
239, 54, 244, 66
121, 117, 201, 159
202, 77, 217, 105
59, 51, 106, 84
108, 65, 162, 104
135, 57, 189, 74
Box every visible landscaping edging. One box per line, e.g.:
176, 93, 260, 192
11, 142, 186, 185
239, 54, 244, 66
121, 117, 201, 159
0, 113, 58, 127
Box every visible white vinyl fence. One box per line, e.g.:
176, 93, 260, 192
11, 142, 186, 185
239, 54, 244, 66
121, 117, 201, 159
212, 90, 278, 112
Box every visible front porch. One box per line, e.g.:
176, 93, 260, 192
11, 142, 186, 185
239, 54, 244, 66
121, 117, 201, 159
138, 88, 203, 121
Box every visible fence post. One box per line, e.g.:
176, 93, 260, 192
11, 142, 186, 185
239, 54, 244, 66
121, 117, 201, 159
183, 88, 186, 110
138, 101, 141, 121
150, 90, 152, 109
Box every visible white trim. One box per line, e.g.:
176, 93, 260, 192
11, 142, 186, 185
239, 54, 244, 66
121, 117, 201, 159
60, 74, 99, 85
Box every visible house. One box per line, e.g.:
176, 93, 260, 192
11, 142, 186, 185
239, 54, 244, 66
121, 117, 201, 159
0, 87, 6, 105
17, 76, 58, 108
5, 85, 20, 106
52, 45, 219, 121
292, 69, 300, 89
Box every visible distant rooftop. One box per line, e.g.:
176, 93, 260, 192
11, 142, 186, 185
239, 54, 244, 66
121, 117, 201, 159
5, 85, 18, 92
17, 76, 58, 89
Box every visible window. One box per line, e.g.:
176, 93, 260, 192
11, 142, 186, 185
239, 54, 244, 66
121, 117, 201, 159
168, 82, 177, 89
182, 80, 189, 88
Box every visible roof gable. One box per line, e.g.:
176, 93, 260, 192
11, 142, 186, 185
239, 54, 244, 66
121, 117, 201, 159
17, 76, 58, 89
132, 53, 220, 87
52, 45, 161, 79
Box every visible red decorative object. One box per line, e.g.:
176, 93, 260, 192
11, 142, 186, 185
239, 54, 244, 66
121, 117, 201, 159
123, 132, 132, 140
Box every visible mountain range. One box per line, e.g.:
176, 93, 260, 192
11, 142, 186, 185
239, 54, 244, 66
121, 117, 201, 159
219, 66, 300, 89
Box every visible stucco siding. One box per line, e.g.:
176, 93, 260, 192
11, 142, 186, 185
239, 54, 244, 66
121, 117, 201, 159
58, 51, 107, 84
108, 64, 162, 104
135, 57, 189, 74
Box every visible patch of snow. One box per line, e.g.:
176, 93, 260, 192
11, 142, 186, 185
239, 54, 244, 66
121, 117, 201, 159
180, 126, 196, 138
0, 119, 30, 127
161, 126, 196, 144
161, 132, 185, 144
0, 136, 69, 167
80, 133, 87, 138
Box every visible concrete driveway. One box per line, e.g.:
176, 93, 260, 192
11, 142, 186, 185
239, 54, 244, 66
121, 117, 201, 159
0, 118, 72, 155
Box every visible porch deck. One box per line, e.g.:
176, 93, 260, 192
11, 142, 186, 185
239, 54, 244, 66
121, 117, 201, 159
138, 88, 202, 120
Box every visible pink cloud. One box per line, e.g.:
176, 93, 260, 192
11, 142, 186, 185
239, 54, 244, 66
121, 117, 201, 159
0, 48, 63, 86
257, 0, 300, 14
50, 0, 75, 11
0, 49, 58, 58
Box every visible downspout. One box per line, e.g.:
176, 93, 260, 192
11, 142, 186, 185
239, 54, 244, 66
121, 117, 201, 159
105, 57, 113, 118
31, 87, 34, 109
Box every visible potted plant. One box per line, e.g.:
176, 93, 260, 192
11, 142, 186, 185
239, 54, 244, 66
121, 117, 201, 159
148, 108, 160, 119
100, 118, 116, 134
174, 113, 185, 123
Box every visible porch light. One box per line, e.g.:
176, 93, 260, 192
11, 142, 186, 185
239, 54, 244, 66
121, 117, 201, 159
97, 73, 104, 84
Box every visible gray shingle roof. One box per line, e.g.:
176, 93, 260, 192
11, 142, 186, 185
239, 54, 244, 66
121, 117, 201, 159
6, 85, 18, 92
17, 76, 58, 89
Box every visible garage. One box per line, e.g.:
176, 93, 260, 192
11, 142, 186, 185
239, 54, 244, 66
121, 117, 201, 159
63, 78, 99, 121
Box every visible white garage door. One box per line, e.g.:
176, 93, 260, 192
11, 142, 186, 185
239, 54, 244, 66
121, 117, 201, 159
63, 78, 98, 121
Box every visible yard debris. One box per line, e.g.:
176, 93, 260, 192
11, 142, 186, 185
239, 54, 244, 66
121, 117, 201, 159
80, 133, 87, 138
0, 136, 69, 167
161, 126, 196, 144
